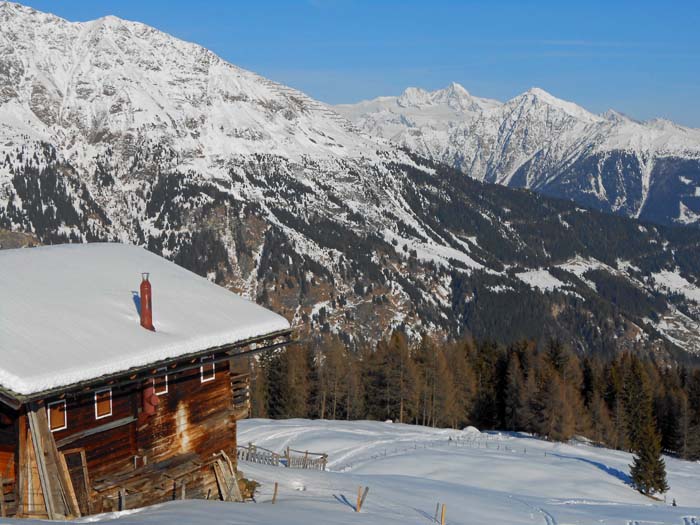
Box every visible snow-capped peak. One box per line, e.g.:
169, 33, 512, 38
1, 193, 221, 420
336, 80, 700, 225
511, 87, 600, 122
0, 2, 388, 167
602, 109, 635, 124
396, 87, 433, 108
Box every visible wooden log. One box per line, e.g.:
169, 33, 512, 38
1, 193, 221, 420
440, 504, 446, 525
355, 486, 362, 512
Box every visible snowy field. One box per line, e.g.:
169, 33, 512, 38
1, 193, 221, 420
10, 419, 700, 525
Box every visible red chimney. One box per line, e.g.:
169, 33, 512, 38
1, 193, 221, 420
140, 273, 155, 331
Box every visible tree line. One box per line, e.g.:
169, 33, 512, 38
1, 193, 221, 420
249, 333, 700, 494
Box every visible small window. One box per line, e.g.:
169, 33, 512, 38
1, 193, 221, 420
200, 356, 215, 383
48, 400, 67, 432
94, 388, 112, 420
153, 368, 168, 395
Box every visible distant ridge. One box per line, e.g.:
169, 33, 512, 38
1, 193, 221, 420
337, 83, 700, 226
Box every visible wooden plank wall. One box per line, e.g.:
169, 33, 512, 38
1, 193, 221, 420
52, 385, 138, 483
1, 353, 241, 517
136, 359, 236, 462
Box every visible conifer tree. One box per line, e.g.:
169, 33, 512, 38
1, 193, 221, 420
445, 341, 475, 428
624, 357, 653, 452
588, 391, 614, 445
630, 418, 669, 496
504, 352, 524, 431
432, 347, 457, 428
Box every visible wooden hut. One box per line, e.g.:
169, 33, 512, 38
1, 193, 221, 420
0, 243, 291, 518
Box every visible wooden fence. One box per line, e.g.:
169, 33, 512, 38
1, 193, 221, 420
237, 444, 327, 471
236, 444, 281, 466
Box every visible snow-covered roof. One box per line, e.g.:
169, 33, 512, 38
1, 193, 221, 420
0, 243, 290, 397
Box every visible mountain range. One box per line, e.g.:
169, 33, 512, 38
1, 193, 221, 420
336, 83, 700, 227
2, 2, 700, 359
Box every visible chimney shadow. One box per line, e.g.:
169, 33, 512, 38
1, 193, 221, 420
131, 291, 141, 316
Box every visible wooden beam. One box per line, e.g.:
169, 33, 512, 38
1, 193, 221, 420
27, 407, 58, 519
16, 413, 26, 518
58, 452, 80, 517
35, 404, 80, 518
55, 416, 136, 449
28, 402, 81, 519
80, 449, 92, 515
220, 452, 242, 502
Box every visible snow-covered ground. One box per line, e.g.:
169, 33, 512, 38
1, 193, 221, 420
9, 418, 698, 525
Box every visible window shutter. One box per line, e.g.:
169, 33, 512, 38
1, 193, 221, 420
95, 389, 112, 419
48, 400, 67, 432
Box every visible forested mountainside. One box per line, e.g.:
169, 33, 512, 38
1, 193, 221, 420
337, 83, 700, 227
2, 3, 700, 359
254, 333, 700, 461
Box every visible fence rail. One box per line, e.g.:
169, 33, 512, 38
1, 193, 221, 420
236, 444, 281, 466
237, 443, 327, 471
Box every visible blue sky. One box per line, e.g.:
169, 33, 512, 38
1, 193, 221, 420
19, 0, 700, 127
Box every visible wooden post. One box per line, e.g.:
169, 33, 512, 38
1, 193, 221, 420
27, 408, 57, 519
356, 486, 362, 512
181, 481, 186, 500
440, 504, 446, 525
271, 482, 278, 504
118, 488, 126, 511
0, 486, 6, 518
285, 446, 290, 467
17, 414, 26, 517
359, 486, 369, 512
434, 502, 440, 522
80, 450, 92, 515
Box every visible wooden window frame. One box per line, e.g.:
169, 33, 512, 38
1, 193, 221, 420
94, 388, 113, 420
153, 368, 168, 395
200, 356, 216, 383
48, 400, 67, 432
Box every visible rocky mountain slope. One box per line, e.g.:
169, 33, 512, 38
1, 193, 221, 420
2, 2, 700, 359
336, 83, 700, 227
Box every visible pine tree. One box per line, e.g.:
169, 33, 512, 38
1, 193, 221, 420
432, 347, 457, 428
588, 391, 614, 445
623, 357, 653, 452
446, 341, 476, 429
318, 336, 348, 420
504, 352, 524, 431
630, 418, 669, 496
